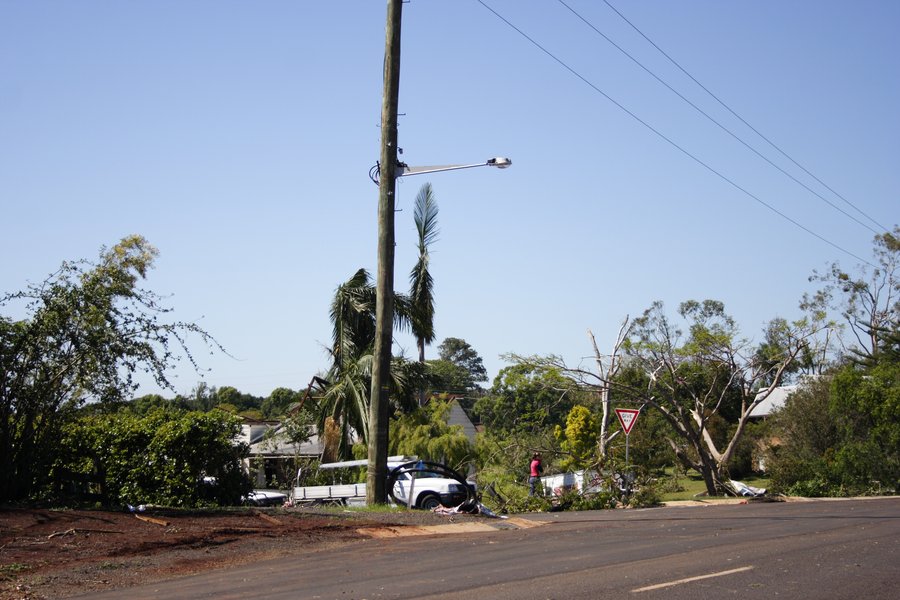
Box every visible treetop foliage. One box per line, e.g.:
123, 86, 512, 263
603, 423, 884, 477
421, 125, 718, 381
555, 405, 598, 471
474, 361, 582, 435
438, 337, 488, 385
804, 225, 898, 363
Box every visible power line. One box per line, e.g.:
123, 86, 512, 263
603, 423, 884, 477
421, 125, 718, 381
474, 0, 874, 267
600, 0, 890, 235
556, 0, 881, 236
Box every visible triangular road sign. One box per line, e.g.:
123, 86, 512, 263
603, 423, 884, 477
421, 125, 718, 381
615, 408, 640, 435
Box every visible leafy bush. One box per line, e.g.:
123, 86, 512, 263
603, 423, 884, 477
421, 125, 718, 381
626, 481, 662, 508
475, 465, 534, 513
500, 494, 554, 514
655, 473, 686, 495
768, 361, 899, 497
786, 476, 835, 498
300, 464, 365, 486
55, 408, 250, 507
561, 491, 618, 511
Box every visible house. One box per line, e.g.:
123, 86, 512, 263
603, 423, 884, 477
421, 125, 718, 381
239, 420, 323, 488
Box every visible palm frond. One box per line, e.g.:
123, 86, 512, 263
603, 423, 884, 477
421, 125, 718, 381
318, 353, 374, 455
329, 269, 376, 368
414, 183, 440, 250
409, 183, 439, 349
390, 357, 428, 414
392, 292, 414, 334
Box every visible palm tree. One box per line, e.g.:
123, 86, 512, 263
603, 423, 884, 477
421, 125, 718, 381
329, 269, 377, 373
409, 183, 439, 405
317, 269, 421, 458
409, 183, 439, 363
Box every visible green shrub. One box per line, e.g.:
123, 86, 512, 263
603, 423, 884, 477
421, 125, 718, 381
786, 476, 835, 498
627, 482, 662, 508
569, 491, 618, 511
55, 408, 250, 507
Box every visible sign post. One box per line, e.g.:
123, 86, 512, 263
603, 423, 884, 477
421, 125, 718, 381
615, 408, 641, 469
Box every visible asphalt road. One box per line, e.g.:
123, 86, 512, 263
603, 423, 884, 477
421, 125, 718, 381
83, 497, 899, 599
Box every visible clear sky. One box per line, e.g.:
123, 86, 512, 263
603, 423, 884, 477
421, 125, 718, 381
2, 1, 897, 398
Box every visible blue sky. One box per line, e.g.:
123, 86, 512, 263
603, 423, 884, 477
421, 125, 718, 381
2, 1, 897, 398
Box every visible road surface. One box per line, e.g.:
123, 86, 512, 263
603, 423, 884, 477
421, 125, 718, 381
81, 497, 899, 599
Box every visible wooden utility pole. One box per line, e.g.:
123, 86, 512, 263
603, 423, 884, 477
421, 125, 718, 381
368, 0, 402, 505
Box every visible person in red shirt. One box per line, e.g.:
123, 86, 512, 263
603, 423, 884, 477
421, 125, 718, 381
529, 452, 543, 496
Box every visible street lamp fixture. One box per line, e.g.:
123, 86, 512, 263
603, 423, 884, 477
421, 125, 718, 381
369, 157, 511, 185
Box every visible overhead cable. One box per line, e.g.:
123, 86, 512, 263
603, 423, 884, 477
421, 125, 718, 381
601, 0, 890, 234
557, 0, 882, 236
474, 0, 873, 267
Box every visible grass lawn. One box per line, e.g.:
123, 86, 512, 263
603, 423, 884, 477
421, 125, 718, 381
658, 470, 772, 502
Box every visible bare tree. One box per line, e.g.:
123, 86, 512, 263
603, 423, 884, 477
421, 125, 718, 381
588, 318, 632, 458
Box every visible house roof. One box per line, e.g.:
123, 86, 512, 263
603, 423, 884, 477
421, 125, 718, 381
447, 400, 477, 443
248, 431, 323, 457
749, 384, 798, 418
240, 423, 323, 457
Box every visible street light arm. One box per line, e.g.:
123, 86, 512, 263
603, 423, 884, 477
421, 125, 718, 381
400, 162, 489, 176
400, 157, 511, 177
371, 157, 512, 184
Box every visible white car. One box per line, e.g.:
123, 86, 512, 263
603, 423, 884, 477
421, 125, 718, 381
291, 456, 476, 509
390, 465, 474, 509
244, 490, 288, 506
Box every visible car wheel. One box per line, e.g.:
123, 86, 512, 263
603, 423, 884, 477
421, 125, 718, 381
417, 493, 442, 510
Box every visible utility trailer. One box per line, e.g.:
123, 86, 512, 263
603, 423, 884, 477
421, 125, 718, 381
290, 482, 367, 503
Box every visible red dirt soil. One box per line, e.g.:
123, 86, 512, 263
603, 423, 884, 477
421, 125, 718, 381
1, 506, 437, 599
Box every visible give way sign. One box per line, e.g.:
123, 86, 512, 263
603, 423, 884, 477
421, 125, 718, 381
615, 408, 640, 435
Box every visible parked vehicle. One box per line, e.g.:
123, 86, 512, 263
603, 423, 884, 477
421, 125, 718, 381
290, 456, 475, 510
388, 459, 476, 510
243, 489, 288, 507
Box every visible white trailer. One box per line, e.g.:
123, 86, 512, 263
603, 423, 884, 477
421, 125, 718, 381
539, 470, 626, 496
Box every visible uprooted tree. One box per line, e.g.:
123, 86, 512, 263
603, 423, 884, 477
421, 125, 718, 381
0, 235, 221, 502
619, 299, 826, 496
